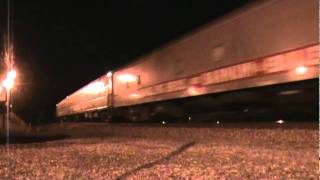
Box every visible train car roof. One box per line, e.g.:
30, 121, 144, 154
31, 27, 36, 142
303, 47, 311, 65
111, 0, 273, 72
57, 0, 279, 106
56, 73, 108, 105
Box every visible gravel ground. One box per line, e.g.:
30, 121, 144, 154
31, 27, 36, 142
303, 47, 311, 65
0, 123, 318, 179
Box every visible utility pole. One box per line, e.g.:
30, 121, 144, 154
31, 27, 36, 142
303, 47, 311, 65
4, 0, 14, 153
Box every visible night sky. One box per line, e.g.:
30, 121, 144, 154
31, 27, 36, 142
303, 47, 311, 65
0, 0, 253, 123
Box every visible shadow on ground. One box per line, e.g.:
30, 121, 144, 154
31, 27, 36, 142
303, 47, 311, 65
117, 141, 196, 180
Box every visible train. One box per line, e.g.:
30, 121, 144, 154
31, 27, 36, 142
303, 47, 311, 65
56, 0, 319, 123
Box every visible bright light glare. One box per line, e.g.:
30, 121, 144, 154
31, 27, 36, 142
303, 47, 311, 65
2, 78, 14, 90
188, 85, 203, 95
295, 66, 307, 74
107, 71, 112, 78
81, 81, 107, 94
1, 69, 17, 90
117, 74, 137, 83
276, 119, 285, 124
130, 93, 140, 98
8, 70, 17, 80
162, 121, 166, 125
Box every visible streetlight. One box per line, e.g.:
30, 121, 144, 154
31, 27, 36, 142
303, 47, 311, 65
2, 72, 15, 90
7, 69, 16, 80
2, 69, 16, 151
3, 0, 14, 155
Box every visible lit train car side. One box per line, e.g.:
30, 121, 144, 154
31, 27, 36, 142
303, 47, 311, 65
56, 0, 318, 122
56, 74, 112, 121
111, 0, 318, 121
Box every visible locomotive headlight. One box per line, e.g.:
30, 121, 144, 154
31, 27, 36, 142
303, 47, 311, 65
295, 66, 307, 74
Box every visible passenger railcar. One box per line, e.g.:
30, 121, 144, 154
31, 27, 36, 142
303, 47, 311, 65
56, 0, 319, 122
56, 74, 112, 120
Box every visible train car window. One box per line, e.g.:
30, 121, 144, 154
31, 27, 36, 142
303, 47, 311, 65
174, 58, 184, 76
211, 44, 225, 62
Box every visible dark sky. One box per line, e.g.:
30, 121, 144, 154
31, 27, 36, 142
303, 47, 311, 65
0, 0, 254, 123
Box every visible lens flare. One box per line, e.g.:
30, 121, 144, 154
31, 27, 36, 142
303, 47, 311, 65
8, 70, 17, 80
2, 78, 14, 90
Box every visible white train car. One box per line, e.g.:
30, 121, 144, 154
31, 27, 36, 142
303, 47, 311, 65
56, 74, 111, 119
57, 0, 318, 122
112, 0, 318, 107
